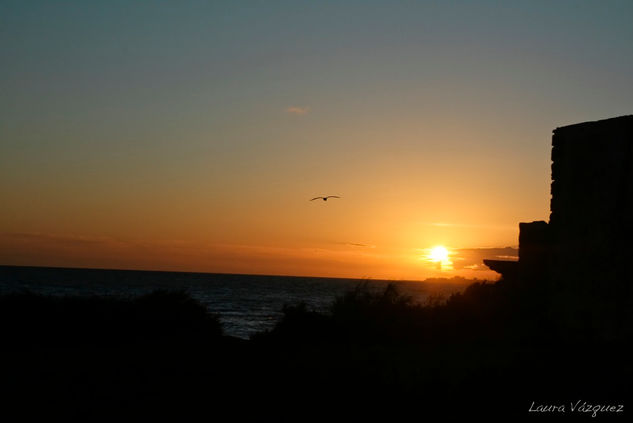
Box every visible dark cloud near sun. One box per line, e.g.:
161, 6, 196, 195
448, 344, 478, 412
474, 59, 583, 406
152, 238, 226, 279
452, 247, 518, 271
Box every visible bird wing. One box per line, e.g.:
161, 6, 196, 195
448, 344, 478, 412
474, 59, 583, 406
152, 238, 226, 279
310, 197, 324, 201
325, 196, 341, 199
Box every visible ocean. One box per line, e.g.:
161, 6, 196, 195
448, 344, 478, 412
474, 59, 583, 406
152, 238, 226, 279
0, 265, 470, 339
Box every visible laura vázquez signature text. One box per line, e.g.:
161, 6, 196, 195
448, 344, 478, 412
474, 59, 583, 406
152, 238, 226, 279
529, 401, 623, 417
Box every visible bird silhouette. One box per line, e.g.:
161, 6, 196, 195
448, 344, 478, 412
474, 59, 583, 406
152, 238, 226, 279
310, 195, 341, 202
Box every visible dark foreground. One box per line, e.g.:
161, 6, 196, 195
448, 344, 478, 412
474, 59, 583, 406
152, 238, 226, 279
1, 284, 630, 420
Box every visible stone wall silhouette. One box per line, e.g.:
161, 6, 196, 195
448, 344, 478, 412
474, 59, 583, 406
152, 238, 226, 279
486, 115, 633, 339
549, 115, 633, 339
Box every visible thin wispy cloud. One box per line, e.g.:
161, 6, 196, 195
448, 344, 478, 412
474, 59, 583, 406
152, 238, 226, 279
346, 242, 376, 248
1, 232, 113, 246
328, 240, 376, 249
285, 106, 310, 115
426, 222, 517, 230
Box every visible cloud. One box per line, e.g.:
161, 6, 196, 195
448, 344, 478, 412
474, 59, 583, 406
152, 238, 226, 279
451, 247, 518, 271
328, 241, 376, 249
285, 106, 310, 115
425, 222, 517, 230
1, 232, 114, 246
346, 242, 376, 248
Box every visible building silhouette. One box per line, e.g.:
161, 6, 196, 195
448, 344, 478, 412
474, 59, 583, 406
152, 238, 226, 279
485, 115, 633, 339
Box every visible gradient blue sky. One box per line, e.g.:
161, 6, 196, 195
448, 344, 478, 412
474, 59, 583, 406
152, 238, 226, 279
1, 1, 632, 279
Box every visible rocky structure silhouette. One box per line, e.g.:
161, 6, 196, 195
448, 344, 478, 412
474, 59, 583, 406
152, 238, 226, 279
485, 115, 633, 339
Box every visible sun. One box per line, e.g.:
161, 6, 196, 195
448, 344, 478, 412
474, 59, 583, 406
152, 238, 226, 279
429, 246, 449, 263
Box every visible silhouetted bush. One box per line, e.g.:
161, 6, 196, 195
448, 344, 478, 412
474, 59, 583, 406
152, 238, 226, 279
1, 282, 629, 420
0, 289, 223, 348
258, 302, 335, 344
329, 283, 423, 344
259, 280, 560, 346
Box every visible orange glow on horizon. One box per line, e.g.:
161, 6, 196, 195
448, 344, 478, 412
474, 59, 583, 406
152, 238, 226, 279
0, 231, 510, 281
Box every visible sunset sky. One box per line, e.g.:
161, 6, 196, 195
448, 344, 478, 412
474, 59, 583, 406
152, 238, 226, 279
2, 1, 632, 280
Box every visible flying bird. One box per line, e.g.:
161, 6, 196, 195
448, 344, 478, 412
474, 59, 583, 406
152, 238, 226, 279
310, 195, 341, 202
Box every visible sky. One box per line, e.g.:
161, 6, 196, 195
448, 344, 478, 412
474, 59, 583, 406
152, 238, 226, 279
1, 0, 632, 280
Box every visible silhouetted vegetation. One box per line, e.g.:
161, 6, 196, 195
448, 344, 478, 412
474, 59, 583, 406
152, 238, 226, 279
0, 283, 630, 419
256, 280, 557, 346
244, 280, 629, 417
0, 289, 223, 347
